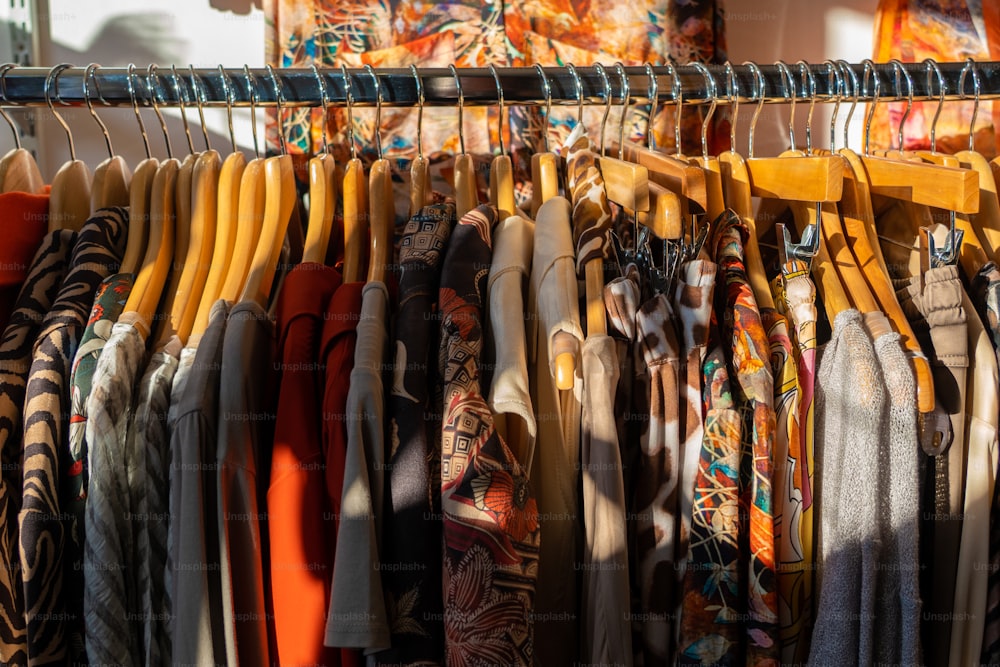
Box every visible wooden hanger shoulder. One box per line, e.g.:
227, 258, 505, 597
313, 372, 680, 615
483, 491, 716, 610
303, 153, 337, 265
154, 151, 198, 347
240, 154, 296, 306
409, 155, 429, 218
219, 157, 266, 304
367, 159, 394, 284
531, 152, 559, 218
120, 157, 159, 276
861, 152, 978, 214
342, 157, 368, 283
490, 154, 516, 221
621, 142, 707, 214
92, 155, 131, 210
49, 159, 93, 231
454, 153, 478, 219
0, 148, 44, 195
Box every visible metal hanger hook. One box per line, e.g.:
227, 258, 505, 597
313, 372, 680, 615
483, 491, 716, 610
170, 65, 195, 154
923, 58, 946, 154
594, 62, 613, 155
147, 65, 173, 159
0, 64, 20, 150
889, 59, 913, 150
364, 64, 383, 160
45, 63, 76, 161
266, 64, 287, 156
566, 62, 584, 130
243, 65, 260, 158
775, 60, 796, 150
959, 57, 980, 152
723, 61, 739, 153
796, 60, 817, 154
311, 64, 331, 154
861, 59, 881, 156
128, 64, 151, 158
824, 60, 842, 151
188, 66, 211, 151
644, 62, 658, 150
535, 63, 551, 153
664, 57, 683, 154
688, 62, 716, 162
340, 64, 356, 161
837, 60, 859, 151
488, 63, 506, 157
218, 64, 236, 154
745, 61, 765, 158
84, 63, 114, 158
614, 63, 631, 159
411, 64, 424, 160
448, 64, 465, 156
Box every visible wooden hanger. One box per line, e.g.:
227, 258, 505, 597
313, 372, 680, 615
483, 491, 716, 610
240, 67, 298, 306
84, 64, 130, 210
45, 65, 92, 231
449, 65, 478, 218
486, 65, 516, 221
154, 150, 198, 346
364, 65, 395, 286
531, 64, 559, 217
340, 65, 367, 283
122, 158, 178, 337
409, 65, 429, 217
219, 157, 266, 304
0, 64, 43, 195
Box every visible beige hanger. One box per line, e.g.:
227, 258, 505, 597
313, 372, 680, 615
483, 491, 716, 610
302, 65, 338, 265
364, 64, 394, 285
240, 66, 297, 306
531, 64, 559, 217
450, 65, 478, 218
84, 64, 130, 211
0, 64, 44, 195
340, 65, 368, 283
120, 64, 160, 276
45, 64, 92, 231
487, 64, 516, 221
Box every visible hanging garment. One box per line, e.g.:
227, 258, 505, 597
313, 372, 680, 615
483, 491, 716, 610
438, 204, 539, 667
949, 289, 999, 667
486, 213, 536, 471
217, 300, 276, 667
63, 271, 132, 663
0, 229, 76, 666
130, 334, 181, 667
83, 309, 149, 667
268, 261, 342, 667
0, 192, 50, 333
809, 309, 885, 666
771, 259, 818, 665
264, 0, 728, 163
528, 195, 583, 666
678, 306, 743, 666
713, 211, 779, 664
673, 258, 716, 636
867, 314, 922, 667
378, 202, 454, 666
633, 292, 682, 667
973, 262, 1000, 665
19, 208, 127, 666
894, 265, 968, 667
169, 300, 231, 667
326, 280, 392, 652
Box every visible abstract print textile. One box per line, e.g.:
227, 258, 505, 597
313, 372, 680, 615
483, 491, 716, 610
438, 204, 539, 666
264, 0, 729, 164
713, 211, 778, 665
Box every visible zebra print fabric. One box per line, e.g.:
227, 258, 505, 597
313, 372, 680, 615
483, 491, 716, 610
0, 230, 77, 666
18, 208, 127, 665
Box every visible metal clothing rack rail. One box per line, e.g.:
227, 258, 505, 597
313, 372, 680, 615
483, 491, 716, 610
0, 61, 998, 110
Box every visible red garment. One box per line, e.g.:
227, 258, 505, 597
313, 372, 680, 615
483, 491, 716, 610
319, 279, 365, 666
268, 262, 342, 667
0, 192, 49, 331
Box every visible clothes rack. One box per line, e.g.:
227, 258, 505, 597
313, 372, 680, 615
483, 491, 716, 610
1, 61, 999, 111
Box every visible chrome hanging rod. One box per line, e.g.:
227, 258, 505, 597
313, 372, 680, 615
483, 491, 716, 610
2, 61, 999, 108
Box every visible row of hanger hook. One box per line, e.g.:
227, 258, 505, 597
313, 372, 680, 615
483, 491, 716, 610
0, 59, 986, 165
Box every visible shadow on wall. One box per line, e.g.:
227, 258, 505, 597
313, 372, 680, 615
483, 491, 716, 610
210, 0, 262, 13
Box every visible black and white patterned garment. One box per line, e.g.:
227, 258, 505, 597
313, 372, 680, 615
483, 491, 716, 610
0, 229, 77, 666
19, 208, 127, 665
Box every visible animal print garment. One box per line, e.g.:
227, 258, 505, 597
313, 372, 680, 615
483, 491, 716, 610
439, 204, 539, 667
19, 208, 127, 665
633, 293, 682, 666
564, 125, 612, 279
0, 230, 76, 666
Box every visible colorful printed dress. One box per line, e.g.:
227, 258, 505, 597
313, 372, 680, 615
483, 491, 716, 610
438, 204, 539, 666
